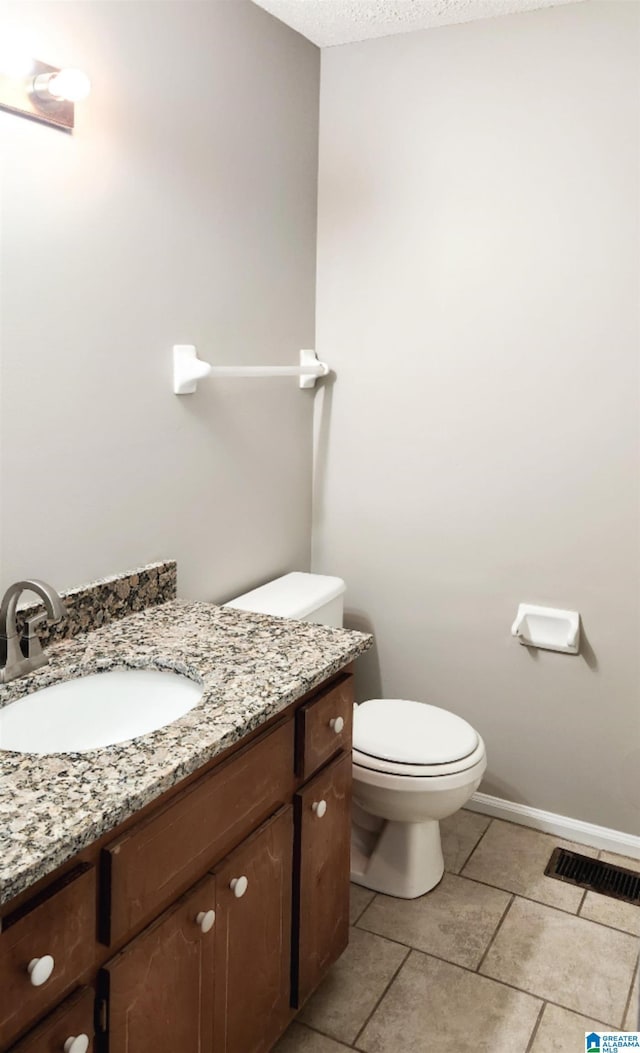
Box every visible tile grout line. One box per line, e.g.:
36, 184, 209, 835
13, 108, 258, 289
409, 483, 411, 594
475, 893, 515, 973
296, 1019, 357, 1044
461, 873, 583, 918
416, 946, 624, 1032
350, 892, 376, 927
435, 870, 640, 937
350, 923, 625, 1030
457, 817, 495, 874
620, 951, 640, 1031
350, 943, 412, 1050
456, 864, 587, 919
576, 888, 588, 916
524, 1000, 547, 1053
294, 1020, 355, 1050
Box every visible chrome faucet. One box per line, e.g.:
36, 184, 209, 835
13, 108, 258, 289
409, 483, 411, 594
0, 580, 67, 684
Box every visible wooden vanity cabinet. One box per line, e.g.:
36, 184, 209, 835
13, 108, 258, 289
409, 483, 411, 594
1, 669, 355, 1053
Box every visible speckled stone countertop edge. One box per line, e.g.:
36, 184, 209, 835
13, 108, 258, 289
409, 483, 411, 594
0, 600, 372, 906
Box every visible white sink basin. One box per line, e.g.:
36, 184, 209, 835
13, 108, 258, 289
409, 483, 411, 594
0, 668, 204, 754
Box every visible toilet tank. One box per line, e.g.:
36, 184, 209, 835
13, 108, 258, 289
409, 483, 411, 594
224, 572, 346, 628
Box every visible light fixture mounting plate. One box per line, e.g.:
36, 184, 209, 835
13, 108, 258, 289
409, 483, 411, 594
0, 59, 74, 131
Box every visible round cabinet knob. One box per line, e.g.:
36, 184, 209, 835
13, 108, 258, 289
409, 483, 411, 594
329, 716, 344, 734
196, 909, 216, 933
27, 955, 55, 986
63, 1036, 90, 1053
230, 876, 248, 898
312, 800, 327, 818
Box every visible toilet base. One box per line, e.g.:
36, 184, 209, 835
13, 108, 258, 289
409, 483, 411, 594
350, 814, 445, 899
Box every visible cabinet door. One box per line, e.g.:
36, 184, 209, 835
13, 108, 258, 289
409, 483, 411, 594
293, 751, 352, 1007
213, 807, 293, 1053
100, 874, 216, 1053
7, 987, 94, 1053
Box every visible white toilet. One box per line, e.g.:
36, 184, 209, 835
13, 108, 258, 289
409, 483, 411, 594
225, 572, 487, 900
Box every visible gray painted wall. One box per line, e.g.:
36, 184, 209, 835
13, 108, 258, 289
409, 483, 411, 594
0, 1, 319, 601
314, 1, 640, 833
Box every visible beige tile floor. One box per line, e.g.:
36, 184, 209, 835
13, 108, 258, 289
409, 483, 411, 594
275, 811, 640, 1053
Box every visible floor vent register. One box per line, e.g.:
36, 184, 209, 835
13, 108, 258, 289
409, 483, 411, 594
545, 847, 640, 905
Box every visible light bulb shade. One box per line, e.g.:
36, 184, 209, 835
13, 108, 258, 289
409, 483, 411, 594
33, 67, 90, 103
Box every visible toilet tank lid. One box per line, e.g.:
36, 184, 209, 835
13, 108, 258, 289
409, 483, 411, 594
223, 572, 346, 620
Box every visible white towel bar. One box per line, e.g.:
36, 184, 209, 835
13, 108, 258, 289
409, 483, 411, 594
173, 345, 329, 395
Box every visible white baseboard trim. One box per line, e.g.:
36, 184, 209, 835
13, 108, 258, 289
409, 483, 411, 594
467, 792, 640, 860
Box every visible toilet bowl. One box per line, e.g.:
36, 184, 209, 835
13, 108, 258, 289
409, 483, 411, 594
351, 698, 486, 898
224, 572, 487, 901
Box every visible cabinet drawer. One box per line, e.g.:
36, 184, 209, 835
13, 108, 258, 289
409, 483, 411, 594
293, 751, 352, 1007
102, 719, 294, 945
7, 987, 95, 1053
0, 866, 96, 1049
296, 675, 353, 780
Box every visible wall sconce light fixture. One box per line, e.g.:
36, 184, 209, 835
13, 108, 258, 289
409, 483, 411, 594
0, 58, 90, 131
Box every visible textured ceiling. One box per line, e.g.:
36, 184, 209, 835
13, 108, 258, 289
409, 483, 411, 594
251, 0, 583, 47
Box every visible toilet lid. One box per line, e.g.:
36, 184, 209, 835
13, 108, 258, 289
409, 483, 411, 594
353, 699, 479, 766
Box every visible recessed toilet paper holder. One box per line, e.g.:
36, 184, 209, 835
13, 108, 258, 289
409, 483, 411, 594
511, 604, 580, 655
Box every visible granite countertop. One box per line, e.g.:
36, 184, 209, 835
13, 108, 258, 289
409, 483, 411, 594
0, 600, 371, 907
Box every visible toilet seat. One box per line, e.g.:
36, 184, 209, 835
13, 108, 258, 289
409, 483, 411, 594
353, 737, 486, 778
353, 698, 480, 775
